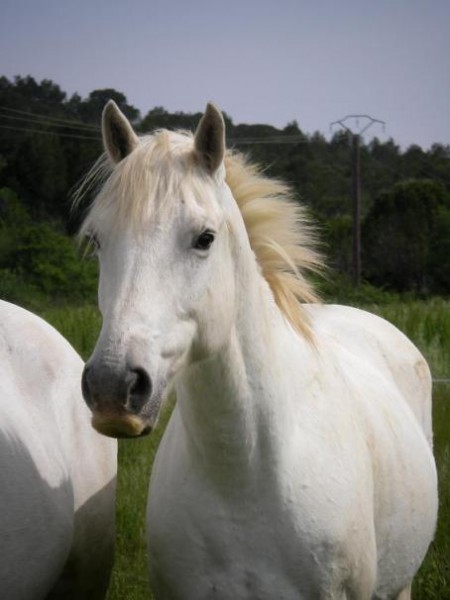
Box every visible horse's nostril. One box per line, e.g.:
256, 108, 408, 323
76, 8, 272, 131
127, 367, 152, 411
81, 363, 152, 414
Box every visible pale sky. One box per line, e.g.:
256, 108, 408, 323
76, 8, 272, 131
1, 0, 449, 149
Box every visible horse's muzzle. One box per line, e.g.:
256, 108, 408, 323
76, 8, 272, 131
82, 362, 154, 438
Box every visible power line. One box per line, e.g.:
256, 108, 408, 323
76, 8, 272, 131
330, 115, 386, 137
0, 106, 308, 145
0, 121, 308, 146
228, 137, 308, 145
0, 106, 308, 143
0, 111, 102, 134
0, 105, 100, 131
0, 123, 100, 141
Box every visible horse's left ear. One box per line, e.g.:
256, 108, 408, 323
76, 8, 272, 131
102, 100, 139, 164
194, 103, 225, 174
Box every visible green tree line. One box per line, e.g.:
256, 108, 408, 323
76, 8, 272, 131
1, 75, 449, 304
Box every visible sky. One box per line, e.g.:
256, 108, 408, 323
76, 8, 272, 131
1, 0, 449, 150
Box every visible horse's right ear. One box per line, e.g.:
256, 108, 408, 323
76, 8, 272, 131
102, 100, 139, 164
194, 103, 226, 174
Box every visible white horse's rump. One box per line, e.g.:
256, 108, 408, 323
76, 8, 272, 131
0, 301, 117, 599
80, 101, 437, 599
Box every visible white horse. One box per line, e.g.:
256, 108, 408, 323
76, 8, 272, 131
0, 300, 117, 599
80, 100, 438, 599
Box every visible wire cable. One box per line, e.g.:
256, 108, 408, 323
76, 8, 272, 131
0, 123, 100, 141
0, 111, 101, 133
0, 105, 100, 131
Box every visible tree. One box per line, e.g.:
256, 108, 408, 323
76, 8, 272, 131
7, 132, 68, 219
323, 214, 352, 274
140, 106, 233, 134
0, 187, 97, 302
13, 75, 66, 105
429, 205, 450, 292
362, 180, 450, 292
1, 74, 450, 296
77, 89, 140, 124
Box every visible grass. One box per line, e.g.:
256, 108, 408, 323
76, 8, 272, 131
40, 299, 450, 599
106, 405, 171, 599
39, 304, 102, 360
414, 387, 450, 598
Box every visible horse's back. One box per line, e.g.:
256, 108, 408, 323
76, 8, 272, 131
0, 301, 117, 599
307, 303, 433, 444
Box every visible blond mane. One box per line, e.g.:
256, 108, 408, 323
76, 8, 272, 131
77, 131, 323, 338
224, 152, 322, 337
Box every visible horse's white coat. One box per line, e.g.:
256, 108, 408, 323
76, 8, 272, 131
0, 300, 117, 599
83, 102, 438, 599
147, 277, 437, 600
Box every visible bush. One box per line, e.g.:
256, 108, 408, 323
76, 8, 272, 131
318, 272, 401, 306
0, 187, 97, 304
8, 223, 97, 299
0, 268, 43, 308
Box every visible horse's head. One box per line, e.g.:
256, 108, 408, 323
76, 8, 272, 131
81, 101, 241, 438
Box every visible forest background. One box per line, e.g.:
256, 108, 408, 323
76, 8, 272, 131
1, 74, 450, 308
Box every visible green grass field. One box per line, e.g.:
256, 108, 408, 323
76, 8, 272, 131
41, 299, 450, 599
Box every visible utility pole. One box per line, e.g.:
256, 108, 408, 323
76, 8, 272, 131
330, 115, 385, 287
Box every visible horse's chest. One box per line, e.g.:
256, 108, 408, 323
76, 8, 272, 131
148, 476, 351, 599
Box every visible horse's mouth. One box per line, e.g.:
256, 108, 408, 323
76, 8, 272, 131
91, 412, 153, 439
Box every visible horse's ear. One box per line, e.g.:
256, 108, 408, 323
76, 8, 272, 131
102, 100, 139, 164
194, 103, 225, 174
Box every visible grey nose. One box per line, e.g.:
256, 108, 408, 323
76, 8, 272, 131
82, 363, 152, 414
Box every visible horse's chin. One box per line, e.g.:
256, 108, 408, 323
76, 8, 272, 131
91, 412, 152, 439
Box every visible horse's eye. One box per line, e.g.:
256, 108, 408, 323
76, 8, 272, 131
194, 230, 215, 251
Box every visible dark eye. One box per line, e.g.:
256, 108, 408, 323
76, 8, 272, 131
194, 230, 215, 251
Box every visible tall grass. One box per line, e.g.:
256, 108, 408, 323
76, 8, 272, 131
106, 404, 172, 600
41, 299, 450, 600
414, 387, 450, 599
40, 304, 101, 360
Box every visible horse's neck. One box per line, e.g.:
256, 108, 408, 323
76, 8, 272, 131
177, 268, 306, 482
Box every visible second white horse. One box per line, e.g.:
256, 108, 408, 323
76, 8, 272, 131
0, 300, 117, 599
